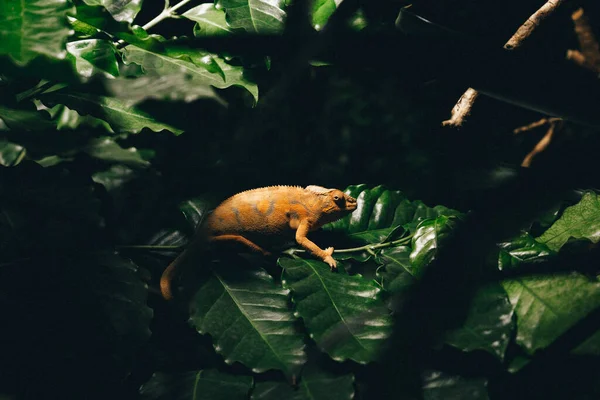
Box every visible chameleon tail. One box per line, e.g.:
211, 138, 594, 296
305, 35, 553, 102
160, 256, 180, 300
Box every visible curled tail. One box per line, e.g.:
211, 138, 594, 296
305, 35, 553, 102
160, 255, 181, 300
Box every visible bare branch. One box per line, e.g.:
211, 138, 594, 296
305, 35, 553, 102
570, 7, 600, 73
521, 120, 560, 167
441, 88, 479, 127
513, 117, 561, 134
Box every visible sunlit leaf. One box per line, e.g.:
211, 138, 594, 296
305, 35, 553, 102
216, 0, 287, 33
422, 370, 489, 400
280, 257, 392, 363
183, 4, 234, 36
497, 232, 555, 271
409, 215, 458, 270
0, 0, 73, 64
189, 266, 307, 376
40, 91, 184, 134
140, 369, 253, 400
502, 273, 600, 354
444, 283, 515, 361
66, 39, 119, 78
83, 0, 142, 23
537, 192, 600, 251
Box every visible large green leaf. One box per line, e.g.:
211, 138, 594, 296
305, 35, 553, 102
375, 246, 416, 293
69, 3, 133, 36
0, 140, 25, 166
497, 232, 555, 270
0, 0, 73, 64
66, 39, 119, 78
537, 192, 600, 251
84, 0, 142, 23
502, 273, 600, 354
444, 283, 515, 361
189, 267, 307, 376
39, 91, 184, 134
0, 105, 56, 131
279, 257, 392, 363
183, 4, 235, 36
120, 34, 258, 102
140, 369, 253, 400
252, 366, 354, 400
323, 185, 461, 244
216, 0, 287, 33
409, 215, 458, 270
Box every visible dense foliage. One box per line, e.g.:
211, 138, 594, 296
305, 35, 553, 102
1, 0, 600, 399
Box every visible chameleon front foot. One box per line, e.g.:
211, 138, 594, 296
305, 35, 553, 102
322, 247, 337, 270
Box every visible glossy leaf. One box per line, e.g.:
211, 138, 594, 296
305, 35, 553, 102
497, 232, 555, 270
183, 4, 234, 36
70, 3, 133, 36
0, 105, 56, 131
422, 370, 489, 400
375, 246, 416, 293
502, 273, 600, 354
189, 267, 306, 376
90, 0, 142, 23
252, 366, 354, 400
312, 0, 337, 31
40, 91, 184, 134
47, 104, 114, 131
280, 257, 392, 363
84, 137, 152, 167
0, 0, 73, 64
444, 283, 515, 361
323, 185, 460, 244
120, 35, 258, 102
66, 39, 119, 78
537, 192, 600, 251
140, 369, 252, 400
216, 0, 287, 33
410, 215, 457, 270
0, 140, 25, 166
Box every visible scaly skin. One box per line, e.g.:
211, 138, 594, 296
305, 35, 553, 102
160, 185, 357, 300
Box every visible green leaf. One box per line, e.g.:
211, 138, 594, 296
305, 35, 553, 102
39, 91, 184, 134
279, 257, 392, 363
120, 36, 258, 102
70, 3, 133, 36
497, 232, 555, 271
66, 39, 119, 78
502, 273, 600, 354
0, 0, 73, 64
47, 104, 114, 131
84, 137, 152, 167
0, 105, 56, 131
444, 283, 515, 361
375, 246, 416, 293
252, 366, 354, 400
89, 0, 142, 23
422, 370, 489, 400
183, 4, 235, 36
0, 140, 26, 166
312, 0, 338, 31
140, 369, 253, 400
537, 192, 600, 251
323, 185, 461, 244
216, 0, 287, 33
105, 74, 222, 106
410, 215, 457, 270
189, 267, 307, 376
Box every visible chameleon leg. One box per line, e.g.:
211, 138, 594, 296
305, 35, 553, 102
295, 220, 337, 270
210, 234, 271, 256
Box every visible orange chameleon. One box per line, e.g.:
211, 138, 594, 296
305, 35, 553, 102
160, 185, 357, 300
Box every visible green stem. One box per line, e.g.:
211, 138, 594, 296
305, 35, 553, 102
142, 0, 194, 31
285, 235, 413, 256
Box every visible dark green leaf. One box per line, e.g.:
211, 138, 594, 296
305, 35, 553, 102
179, 197, 213, 231
0, 105, 56, 131
422, 370, 489, 400
183, 4, 235, 36
216, 0, 287, 33
0, 140, 26, 166
66, 39, 119, 78
497, 232, 555, 271
46, 103, 114, 131
252, 365, 354, 400
410, 215, 457, 270
502, 273, 600, 354
40, 91, 184, 134
140, 369, 253, 400
70, 3, 133, 36
572, 330, 600, 356
189, 267, 307, 376
444, 283, 515, 361
537, 192, 600, 251
84, 137, 152, 167
85, 0, 142, 23
120, 35, 258, 102
0, 0, 73, 64
279, 257, 392, 363
375, 246, 416, 293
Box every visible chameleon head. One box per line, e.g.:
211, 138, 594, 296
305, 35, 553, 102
306, 186, 357, 218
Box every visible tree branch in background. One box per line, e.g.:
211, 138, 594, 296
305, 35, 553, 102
442, 0, 565, 127
518, 118, 561, 167
567, 8, 600, 73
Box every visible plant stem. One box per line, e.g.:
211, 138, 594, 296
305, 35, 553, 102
142, 0, 194, 31
286, 235, 413, 256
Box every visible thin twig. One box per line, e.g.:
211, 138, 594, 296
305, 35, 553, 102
285, 235, 413, 255
442, 0, 564, 127
143, 0, 193, 31
521, 119, 560, 167
566, 49, 589, 70
569, 8, 600, 73
513, 117, 561, 134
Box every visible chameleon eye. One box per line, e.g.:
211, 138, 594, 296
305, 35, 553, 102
333, 195, 340, 201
